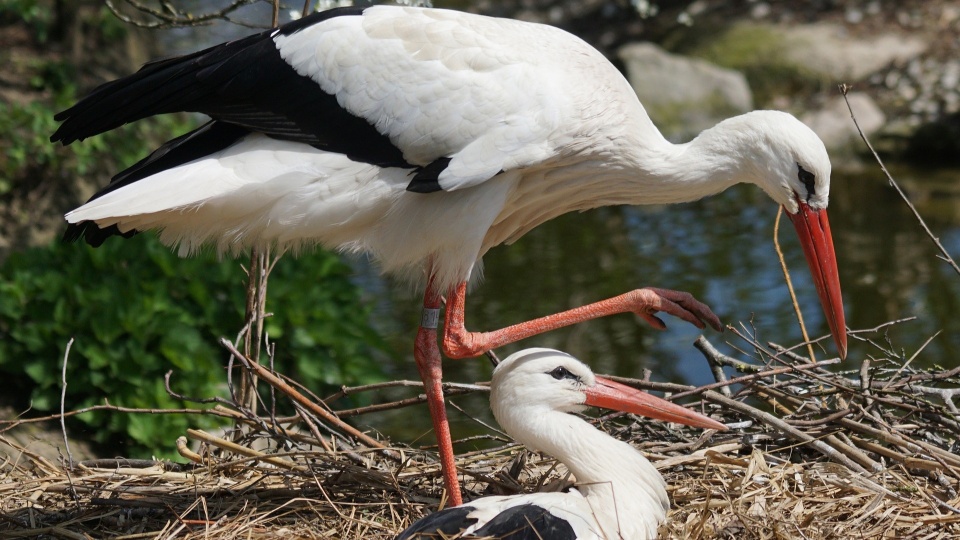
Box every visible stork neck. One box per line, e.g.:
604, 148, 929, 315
613, 127, 746, 206
508, 408, 668, 538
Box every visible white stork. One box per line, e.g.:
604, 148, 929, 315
51, 6, 846, 506
397, 348, 726, 539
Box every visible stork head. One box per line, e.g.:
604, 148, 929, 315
490, 348, 726, 431
732, 111, 832, 214
712, 111, 847, 359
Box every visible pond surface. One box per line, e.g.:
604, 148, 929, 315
349, 165, 960, 443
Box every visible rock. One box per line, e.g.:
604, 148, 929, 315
778, 23, 927, 82
618, 42, 753, 141
801, 92, 885, 151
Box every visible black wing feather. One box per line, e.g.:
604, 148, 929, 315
395, 503, 577, 540
395, 506, 478, 540
50, 6, 410, 169
55, 5, 455, 247
472, 504, 577, 540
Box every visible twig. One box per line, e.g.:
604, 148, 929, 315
881, 331, 941, 391
774, 207, 817, 363
0, 403, 234, 434
104, 0, 258, 29
848, 317, 918, 335
784, 409, 852, 427
334, 384, 487, 418
186, 429, 306, 471
324, 380, 487, 404
293, 403, 335, 453
58, 338, 82, 511
219, 338, 392, 454
694, 336, 761, 372
678, 341, 840, 400
60, 338, 75, 470
702, 390, 870, 474
836, 417, 960, 469
164, 370, 233, 406
239, 247, 272, 416
176, 436, 205, 464
909, 385, 960, 414
840, 83, 960, 276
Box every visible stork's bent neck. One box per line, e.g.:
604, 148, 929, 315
503, 406, 668, 538
616, 123, 747, 207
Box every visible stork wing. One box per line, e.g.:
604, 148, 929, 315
51, 6, 595, 192
396, 493, 602, 540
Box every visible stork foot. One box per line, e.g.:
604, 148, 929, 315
630, 287, 722, 332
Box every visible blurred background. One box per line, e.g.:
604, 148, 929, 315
2, 0, 959, 458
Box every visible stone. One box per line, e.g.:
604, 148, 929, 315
779, 23, 927, 82
618, 42, 753, 141
801, 92, 885, 151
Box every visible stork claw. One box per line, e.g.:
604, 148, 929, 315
632, 287, 723, 332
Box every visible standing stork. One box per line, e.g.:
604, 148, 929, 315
51, 6, 846, 506
397, 348, 727, 539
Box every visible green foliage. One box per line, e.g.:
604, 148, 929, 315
1, 0, 53, 42
0, 3, 387, 458
0, 236, 389, 458
0, 95, 194, 197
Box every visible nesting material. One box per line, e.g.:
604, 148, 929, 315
1, 331, 958, 539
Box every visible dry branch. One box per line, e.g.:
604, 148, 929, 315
840, 83, 960, 276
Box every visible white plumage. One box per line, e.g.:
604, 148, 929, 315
397, 348, 726, 539
59, 6, 835, 293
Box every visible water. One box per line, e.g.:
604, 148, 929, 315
349, 166, 960, 443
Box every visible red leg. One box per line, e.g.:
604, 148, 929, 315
442, 282, 722, 359
413, 280, 464, 507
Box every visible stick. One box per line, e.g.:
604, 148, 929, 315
840, 83, 960, 276
60, 338, 75, 469
335, 385, 487, 418
219, 338, 391, 453
0, 403, 235, 434
176, 436, 204, 464
186, 429, 305, 471
774, 207, 817, 362
324, 380, 487, 404
677, 343, 840, 400
694, 335, 762, 372
702, 390, 870, 474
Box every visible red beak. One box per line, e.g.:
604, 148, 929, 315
785, 198, 848, 359
585, 376, 727, 431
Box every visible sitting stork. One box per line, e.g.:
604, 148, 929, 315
397, 348, 726, 539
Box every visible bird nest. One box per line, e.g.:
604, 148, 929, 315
2, 324, 959, 539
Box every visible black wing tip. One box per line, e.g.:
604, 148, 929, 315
405, 158, 452, 194
49, 129, 72, 145
62, 222, 138, 247
473, 504, 577, 539
395, 506, 477, 540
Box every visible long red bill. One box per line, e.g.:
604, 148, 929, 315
584, 376, 726, 431
786, 198, 848, 359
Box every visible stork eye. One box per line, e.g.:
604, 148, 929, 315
548, 366, 579, 381
797, 164, 816, 202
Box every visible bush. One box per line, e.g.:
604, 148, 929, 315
0, 235, 389, 458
